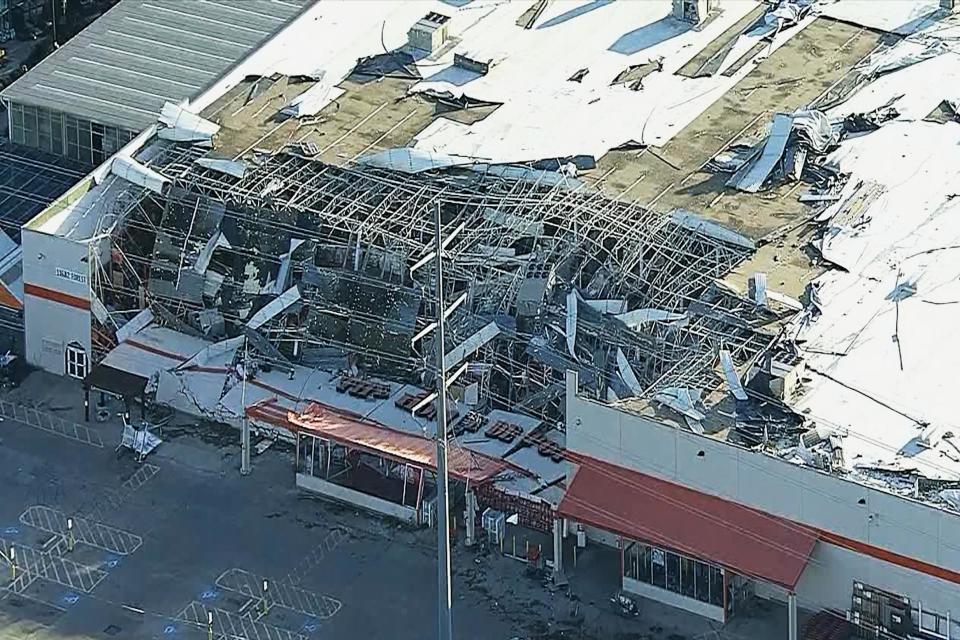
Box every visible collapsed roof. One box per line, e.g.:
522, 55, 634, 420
97, 137, 773, 426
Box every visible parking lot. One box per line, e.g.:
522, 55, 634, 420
0, 371, 534, 640
0, 372, 797, 640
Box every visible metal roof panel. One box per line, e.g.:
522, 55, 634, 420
1, 0, 310, 132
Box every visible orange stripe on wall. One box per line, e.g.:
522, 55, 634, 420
817, 529, 960, 586
565, 452, 960, 586
23, 283, 90, 310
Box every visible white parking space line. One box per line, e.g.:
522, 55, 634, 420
178, 600, 307, 640
20, 506, 143, 556
0, 401, 104, 448
0, 537, 107, 593
216, 567, 342, 620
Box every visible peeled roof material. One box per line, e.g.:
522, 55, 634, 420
111, 155, 169, 195
410, 0, 813, 163
158, 102, 220, 142
357, 148, 471, 174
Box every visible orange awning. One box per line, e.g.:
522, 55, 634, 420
559, 453, 818, 590
250, 400, 507, 483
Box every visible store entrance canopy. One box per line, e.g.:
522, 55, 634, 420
251, 400, 508, 483
558, 455, 817, 590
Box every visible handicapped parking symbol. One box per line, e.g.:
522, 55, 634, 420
3, 526, 18, 535
106, 556, 120, 569
200, 589, 218, 600
301, 619, 318, 633
63, 593, 80, 605
163, 624, 176, 635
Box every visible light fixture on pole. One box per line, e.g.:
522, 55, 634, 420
433, 202, 454, 640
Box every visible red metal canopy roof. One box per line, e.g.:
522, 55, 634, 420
558, 454, 818, 590
250, 400, 507, 483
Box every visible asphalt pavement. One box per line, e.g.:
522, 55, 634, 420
0, 389, 518, 640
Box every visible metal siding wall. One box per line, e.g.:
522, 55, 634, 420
868, 491, 942, 565
794, 542, 959, 620
564, 373, 960, 612
677, 430, 739, 500
21, 229, 91, 374
736, 447, 804, 518
940, 512, 960, 572
794, 464, 869, 539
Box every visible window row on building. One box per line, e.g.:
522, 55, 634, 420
624, 540, 725, 607
8, 101, 137, 166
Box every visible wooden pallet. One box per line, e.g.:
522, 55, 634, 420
336, 374, 390, 400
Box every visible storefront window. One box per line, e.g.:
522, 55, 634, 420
623, 540, 726, 608
638, 545, 651, 582
695, 561, 711, 602
681, 557, 696, 598
665, 551, 681, 593
651, 547, 666, 587
709, 566, 723, 606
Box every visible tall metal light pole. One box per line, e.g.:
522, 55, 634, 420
433, 202, 453, 640
240, 336, 251, 475
51, 0, 59, 46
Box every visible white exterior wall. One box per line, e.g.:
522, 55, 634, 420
21, 229, 93, 375
296, 473, 417, 523
565, 372, 960, 619
623, 576, 725, 622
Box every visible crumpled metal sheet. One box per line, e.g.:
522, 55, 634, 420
860, 36, 948, 78
940, 489, 960, 511
653, 386, 706, 422
790, 109, 840, 154
728, 113, 793, 193
719, 350, 749, 401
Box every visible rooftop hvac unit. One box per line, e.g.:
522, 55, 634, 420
942, 0, 957, 12
408, 12, 450, 55
672, 0, 718, 25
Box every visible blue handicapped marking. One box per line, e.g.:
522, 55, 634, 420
63, 593, 80, 605
3, 526, 18, 535
200, 589, 218, 600
105, 555, 120, 569
301, 619, 318, 633
163, 624, 177, 635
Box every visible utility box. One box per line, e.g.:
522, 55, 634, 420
408, 12, 450, 54
482, 508, 505, 546
672, 0, 718, 24
942, 0, 957, 11
453, 53, 491, 75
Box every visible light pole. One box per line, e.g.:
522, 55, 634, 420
51, 0, 59, 46
240, 336, 251, 475
433, 202, 453, 640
